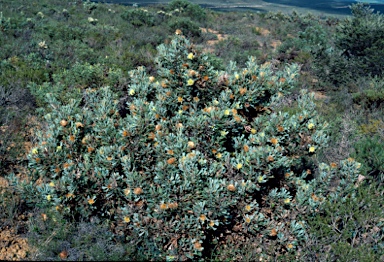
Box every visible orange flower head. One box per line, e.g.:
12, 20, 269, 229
267, 155, 274, 162
270, 138, 278, 145
168, 202, 178, 209
60, 119, 68, 127
133, 187, 143, 195
65, 193, 74, 198
227, 184, 236, 192
167, 150, 174, 155
234, 115, 242, 123
167, 157, 177, 165
59, 250, 68, 259
188, 70, 196, 77
239, 87, 247, 95
148, 132, 155, 140
87, 147, 95, 153
122, 130, 129, 137
311, 193, 319, 202
194, 242, 202, 250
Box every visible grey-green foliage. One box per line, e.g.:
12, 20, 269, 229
14, 34, 332, 260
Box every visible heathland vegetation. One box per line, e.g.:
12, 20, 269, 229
0, 0, 383, 260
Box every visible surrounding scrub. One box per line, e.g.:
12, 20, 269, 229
0, 0, 383, 260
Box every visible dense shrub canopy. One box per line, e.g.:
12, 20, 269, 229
19, 33, 334, 259
336, 3, 384, 78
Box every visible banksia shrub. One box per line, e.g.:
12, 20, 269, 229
18, 33, 331, 260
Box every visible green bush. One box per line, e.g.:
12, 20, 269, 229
26, 208, 138, 261
121, 8, 155, 27
352, 76, 384, 110
335, 3, 384, 79
28, 62, 124, 108
302, 179, 384, 261
0, 84, 35, 172
11, 34, 332, 260
167, 17, 201, 38
353, 135, 384, 181
167, 0, 206, 22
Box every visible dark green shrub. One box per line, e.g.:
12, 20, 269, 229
27, 209, 138, 261
167, 17, 201, 38
353, 135, 384, 181
214, 36, 262, 67
336, 3, 384, 79
0, 84, 35, 172
352, 77, 384, 110
303, 181, 384, 261
0, 12, 11, 32
121, 8, 155, 27
167, 0, 206, 21
29, 62, 124, 107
